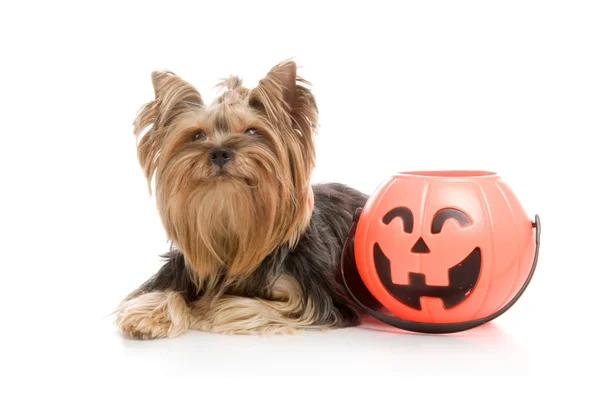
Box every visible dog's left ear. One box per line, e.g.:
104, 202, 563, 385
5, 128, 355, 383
250, 59, 318, 129
262, 60, 297, 109
250, 60, 319, 232
250, 60, 303, 115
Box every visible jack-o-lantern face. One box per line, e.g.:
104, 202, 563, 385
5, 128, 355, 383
375, 206, 481, 310
353, 171, 536, 324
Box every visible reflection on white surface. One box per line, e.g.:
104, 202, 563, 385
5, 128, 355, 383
107, 314, 529, 379
7, 308, 589, 398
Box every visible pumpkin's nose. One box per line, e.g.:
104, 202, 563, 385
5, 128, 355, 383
411, 237, 431, 254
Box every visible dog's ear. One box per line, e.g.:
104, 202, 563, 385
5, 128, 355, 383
249, 60, 318, 234
264, 60, 297, 108
134, 71, 203, 187
249, 59, 318, 159
249, 60, 317, 131
146, 70, 204, 129
250, 60, 298, 112
150, 71, 203, 105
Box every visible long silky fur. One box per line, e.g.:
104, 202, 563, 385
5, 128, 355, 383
117, 60, 378, 337
126, 183, 377, 329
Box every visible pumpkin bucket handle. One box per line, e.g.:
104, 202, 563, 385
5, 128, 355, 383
340, 209, 541, 334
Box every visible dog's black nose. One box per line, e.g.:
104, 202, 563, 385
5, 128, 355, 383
209, 148, 233, 167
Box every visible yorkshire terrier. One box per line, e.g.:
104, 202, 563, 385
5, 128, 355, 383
115, 60, 376, 339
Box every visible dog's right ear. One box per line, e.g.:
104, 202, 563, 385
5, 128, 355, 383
134, 71, 203, 188
150, 71, 203, 104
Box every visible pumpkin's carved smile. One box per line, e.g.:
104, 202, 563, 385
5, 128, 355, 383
374, 244, 481, 310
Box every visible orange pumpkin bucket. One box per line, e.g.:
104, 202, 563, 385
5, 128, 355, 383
341, 170, 541, 334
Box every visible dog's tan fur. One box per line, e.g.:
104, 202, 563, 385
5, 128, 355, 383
190, 275, 326, 335
115, 291, 191, 339
115, 275, 338, 337
133, 60, 316, 282
115, 61, 331, 338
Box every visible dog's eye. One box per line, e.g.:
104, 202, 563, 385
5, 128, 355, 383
244, 127, 258, 135
192, 130, 207, 141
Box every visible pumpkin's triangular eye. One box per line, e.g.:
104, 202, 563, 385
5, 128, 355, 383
383, 207, 414, 233
431, 208, 472, 234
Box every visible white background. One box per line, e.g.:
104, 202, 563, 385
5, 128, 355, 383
1, 0, 598, 396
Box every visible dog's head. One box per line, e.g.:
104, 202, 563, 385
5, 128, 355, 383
133, 60, 318, 280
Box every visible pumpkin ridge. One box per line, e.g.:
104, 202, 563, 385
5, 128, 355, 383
419, 181, 433, 321
474, 182, 495, 319
494, 180, 522, 312
361, 179, 396, 298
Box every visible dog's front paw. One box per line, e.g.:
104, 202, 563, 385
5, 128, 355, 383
114, 291, 190, 340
